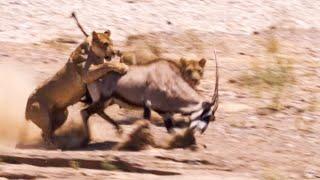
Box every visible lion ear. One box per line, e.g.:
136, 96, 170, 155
104, 30, 111, 36
199, 58, 206, 68
180, 58, 187, 67
92, 31, 98, 40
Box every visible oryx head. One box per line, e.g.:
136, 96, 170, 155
189, 50, 219, 134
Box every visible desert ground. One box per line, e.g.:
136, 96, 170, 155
0, 0, 319, 179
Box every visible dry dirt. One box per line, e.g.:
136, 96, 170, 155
0, 0, 319, 179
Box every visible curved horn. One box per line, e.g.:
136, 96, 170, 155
71, 11, 89, 37
211, 49, 219, 113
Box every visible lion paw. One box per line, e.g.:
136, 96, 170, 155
118, 63, 129, 74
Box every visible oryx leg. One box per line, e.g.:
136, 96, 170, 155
80, 101, 105, 145
189, 102, 213, 134
142, 100, 175, 133
143, 100, 152, 119
81, 97, 125, 144
163, 113, 175, 134
97, 109, 123, 135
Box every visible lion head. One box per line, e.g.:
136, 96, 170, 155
180, 58, 206, 87
90, 30, 115, 64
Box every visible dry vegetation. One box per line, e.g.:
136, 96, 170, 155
116, 120, 155, 151
238, 34, 296, 111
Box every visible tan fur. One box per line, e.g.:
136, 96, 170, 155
116, 120, 155, 151
117, 50, 206, 88
164, 129, 196, 149
25, 31, 128, 147
115, 120, 197, 150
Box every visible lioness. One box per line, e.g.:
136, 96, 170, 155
116, 50, 206, 88
25, 29, 128, 147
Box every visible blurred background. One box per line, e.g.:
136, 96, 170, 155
0, 0, 319, 179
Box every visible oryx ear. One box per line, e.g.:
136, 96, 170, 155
104, 30, 111, 36
180, 58, 187, 67
92, 31, 98, 40
199, 58, 206, 68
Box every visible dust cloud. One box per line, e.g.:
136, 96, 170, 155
0, 64, 41, 148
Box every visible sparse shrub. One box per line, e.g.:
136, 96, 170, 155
69, 160, 80, 170
238, 35, 296, 111
116, 120, 155, 151
101, 161, 117, 171
262, 168, 286, 180
165, 129, 196, 149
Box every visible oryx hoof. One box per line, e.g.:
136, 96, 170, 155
43, 138, 58, 150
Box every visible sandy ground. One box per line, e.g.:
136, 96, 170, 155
0, 0, 320, 179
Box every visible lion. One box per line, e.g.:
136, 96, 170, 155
116, 50, 206, 88
25, 25, 128, 147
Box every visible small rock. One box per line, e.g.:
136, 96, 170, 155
269, 26, 277, 30
236, 94, 246, 98
228, 79, 237, 83
256, 107, 277, 116
0, 54, 9, 57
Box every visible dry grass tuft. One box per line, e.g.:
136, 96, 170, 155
238, 34, 296, 111
53, 120, 88, 149
262, 168, 286, 180
42, 35, 77, 52
164, 129, 196, 149
116, 120, 155, 151
184, 30, 205, 54
126, 34, 162, 57
69, 160, 80, 170
101, 161, 118, 171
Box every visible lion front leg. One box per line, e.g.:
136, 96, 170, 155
83, 62, 128, 84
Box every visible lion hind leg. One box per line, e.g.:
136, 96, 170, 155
27, 101, 56, 148
26, 101, 51, 136
37, 107, 55, 147
52, 108, 68, 132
